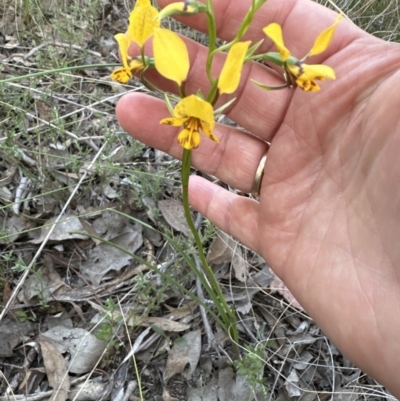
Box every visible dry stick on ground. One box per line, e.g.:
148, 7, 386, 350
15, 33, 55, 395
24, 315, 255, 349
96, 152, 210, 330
3, 42, 101, 63
5, 347, 37, 395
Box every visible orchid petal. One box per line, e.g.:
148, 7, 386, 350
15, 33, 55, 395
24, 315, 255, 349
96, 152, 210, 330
308, 14, 342, 57
174, 95, 214, 128
177, 128, 201, 149
200, 121, 219, 143
288, 63, 336, 80
296, 79, 320, 92
263, 23, 290, 61
286, 63, 335, 92
160, 95, 218, 149
110, 67, 132, 83
128, 59, 145, 72
160, 117, 187, 126
153, 28, 190, 86
127, 0, 159, 47
218, 41, 251, 95
114, 33, 130, 69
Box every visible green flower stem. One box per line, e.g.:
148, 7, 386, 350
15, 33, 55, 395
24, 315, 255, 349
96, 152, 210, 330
140, 46, 146, 64
209, 0, 263, 58
248, 51, 284, 66
235, 0, 261, 39
0, 64, 119, 84
205, 3, 217, 85
140, 75, 166, 95
181, 149, 238, 346
206, 77, 220, 105
252, 81, 290, 91
179, 83, 186, 99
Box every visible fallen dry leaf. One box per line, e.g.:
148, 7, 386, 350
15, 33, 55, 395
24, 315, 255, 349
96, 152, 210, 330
217, 366, 268, 401
164, 330, 201, 381
21, 254, 65, 303
80, 225, 143, 285
232, 247, 247, 282
284, 369, 301, 397
40, 326, 107, 374
158, 199, 190, 236
187, 380, 218, 401
0, 214, 35, 244
270, 268, 305, 311
206, 231, 235, 266
39, 340, 70, 401
30, 213, 88, 244
164, 301, 197, 319
0, 319, 36, 357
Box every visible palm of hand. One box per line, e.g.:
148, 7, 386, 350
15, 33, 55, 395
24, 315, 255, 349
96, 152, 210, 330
258, 37, 400, 385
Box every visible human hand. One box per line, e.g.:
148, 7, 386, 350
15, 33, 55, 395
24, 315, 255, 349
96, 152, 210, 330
116, 0, 400, 395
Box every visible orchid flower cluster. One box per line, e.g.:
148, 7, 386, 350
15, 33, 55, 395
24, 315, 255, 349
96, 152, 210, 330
110, 0, 341, 342
111, 0, 341, 150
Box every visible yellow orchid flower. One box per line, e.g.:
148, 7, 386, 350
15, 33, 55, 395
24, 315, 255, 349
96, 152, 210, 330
263, 14, 342, 92
153, 28, 190, 87
110, 33, 145, 83
218, 41, 251, 95
160, 95, 219, 150
157, 1, 201, 20
110, 0, 159, 83
127, 0, 160, 48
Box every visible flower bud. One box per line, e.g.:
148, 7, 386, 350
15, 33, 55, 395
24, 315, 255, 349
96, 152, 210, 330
157, 1, 206, 20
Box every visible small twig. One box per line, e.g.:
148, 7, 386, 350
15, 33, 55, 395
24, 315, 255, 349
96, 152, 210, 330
4, 41, 101, 63
0, 391, 52, 401
120, 327, 152, 365
12, 174, 31, 214
3, 43, 47, 62
194, 212, 203, 230
6, 347, 37, 394
155, 255, 175, 286
122, 381, 137, 401
18, 150, 37, 166
135, 331, 162, 353
237, 313, 258, 343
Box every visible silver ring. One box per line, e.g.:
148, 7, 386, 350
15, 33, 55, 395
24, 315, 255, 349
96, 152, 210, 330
251, 144, 270, 197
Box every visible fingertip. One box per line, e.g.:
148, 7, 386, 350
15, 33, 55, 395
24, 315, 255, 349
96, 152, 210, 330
115, 92, 173, 146
188, 175, 234, 236
188, 175, 216, 211
115, 92, 144, 140
115, 92, 134, 128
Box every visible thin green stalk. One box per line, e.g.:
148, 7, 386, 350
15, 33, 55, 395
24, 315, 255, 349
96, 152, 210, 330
179, 82, 186, 99
235, 0, 258, 39
140, 75, 166, 95
205, 2, 217, 84
181, 149, 238, 346
206, 77, 220, 105
209, 0, 262, 57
